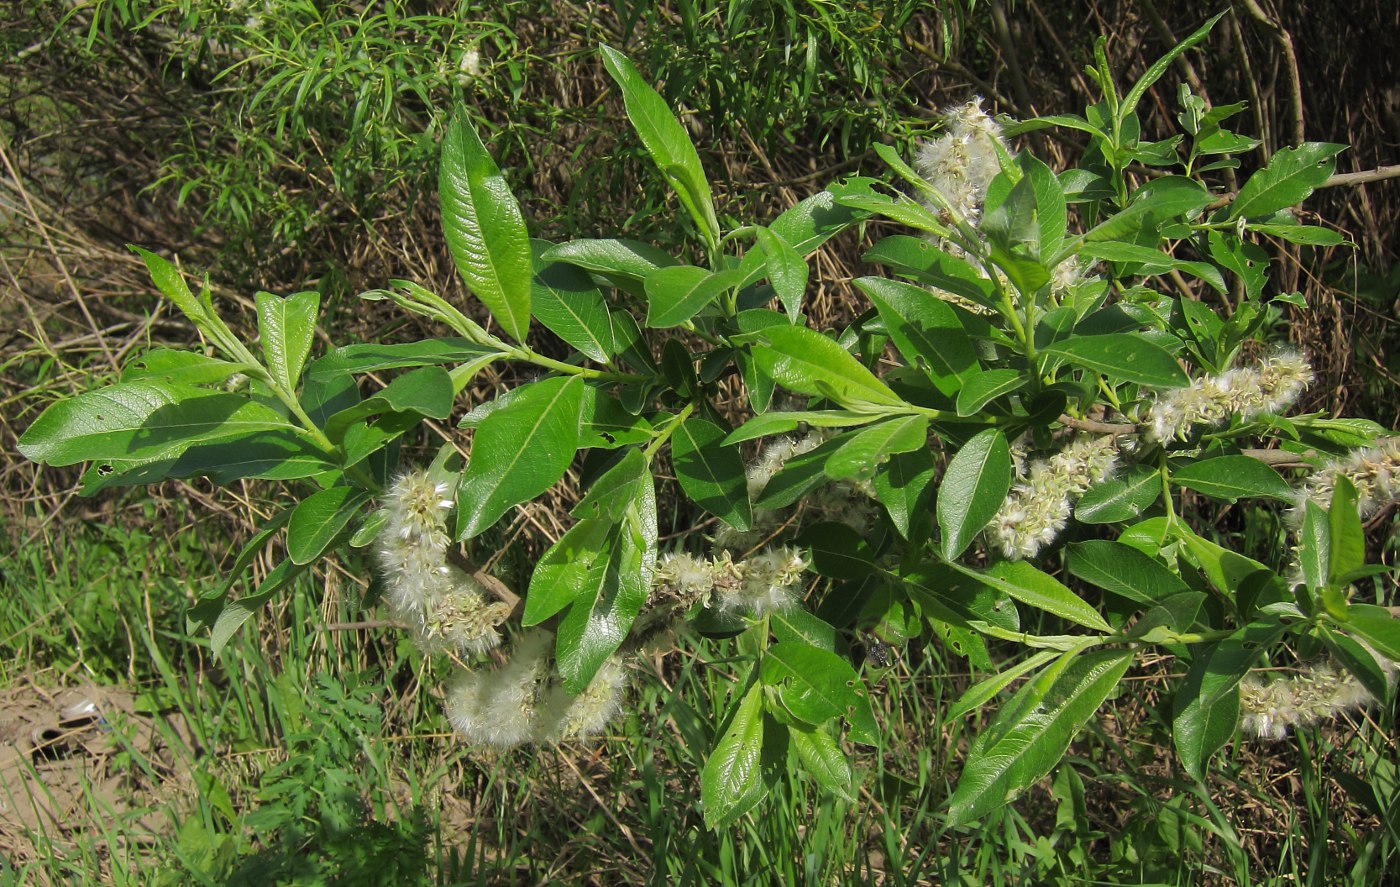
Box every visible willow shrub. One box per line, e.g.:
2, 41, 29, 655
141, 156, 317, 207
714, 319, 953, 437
19, 18, 1399, 828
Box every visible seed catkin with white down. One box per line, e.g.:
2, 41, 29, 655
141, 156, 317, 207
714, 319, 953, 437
446, 631, 554, 748
1293, 440, 1400, 523
373, 470, 507, 657
711, 432, 878, 551
989, 435, 1120, 560
1238, 657, 1392, 740
914, 98, 1009, 232
1144, 349, 1313, 443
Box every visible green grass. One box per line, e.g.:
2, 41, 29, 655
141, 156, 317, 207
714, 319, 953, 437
0, 501, 1395, 884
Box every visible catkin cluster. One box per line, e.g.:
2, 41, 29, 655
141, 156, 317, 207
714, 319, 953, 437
446, 631, 629, 748
988, 435, 1120, 560
1293, 440, 1400, 522
914, 98, 1007, 232
374, 470, 510, 656
1239, 660, 1387, 740
373, 472, 631, 749
1144, 349, 1313, 443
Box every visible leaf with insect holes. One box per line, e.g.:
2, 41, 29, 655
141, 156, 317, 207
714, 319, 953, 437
702, 681, 766, 829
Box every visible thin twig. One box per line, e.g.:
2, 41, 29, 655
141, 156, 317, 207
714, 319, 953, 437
1235, 0, 1305, 146
1206, 164, 1400, 212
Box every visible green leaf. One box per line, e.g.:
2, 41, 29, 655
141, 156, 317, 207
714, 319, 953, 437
771, 609, 838, 651
797, 521, 877, 581
256, 290, 319, 392
754, 227, 809, 322
1171, 456, 1293, 503
956, 370, 1026, 417
1172, 639, 1253, 782
600, 45, 719, 248
790, 725, 854, 801
861, 236, 997, 309
937, 429, 1012, 560
724, 410, 877, 445
948, 649, 1060, 721
947, 649, 1132, 825
1343, 605, 1400, 661
1024, 154, 1068, 259
18, 381, 297, 467
702, 681, 766, 830
1083, 177, 1213, 244
1066, 540, 1189, 605
1080, 241, 1227, 294
83, 431, 333, 493
1043, 334, 1189, 387
749, 325, 902, 409
873, 448, 935, 541
1298, 501, 1330, 590
555, 477, 655, 693
1119, 12, 1225, 125
761, 642, 872, 730
305, 338, 500, 380
130, 247, 217, 331
440, 113, 532, 343
530, 240, 636, 362
523, 518, 611, 626
541, 238, 678, 292
644, 265, 744, 328
963, 560, 1112, 633
1328, 477, 1365, 588
855, 277, 978, 397
121, 349, 251, 386
1205, 231, 1270, 300
1248, 223, 1347, 247
1229, 143, 1347, 221
323, 366, 455, 443
286, 486, 372, 565
455, 375, 584, 539
573, 449, 649, 521
824, 415, 928, 482
672, 418, 752, 531
1074, 464, 1161, 524
751, 179, 875, 263
1174, 525, 1272, 597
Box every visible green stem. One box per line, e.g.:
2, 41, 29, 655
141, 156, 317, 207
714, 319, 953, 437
508, 345, 649, 384
644, 401, 696, 460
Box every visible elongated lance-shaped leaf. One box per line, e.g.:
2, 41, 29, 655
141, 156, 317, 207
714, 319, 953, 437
702, 681, 766, 830
1229, 142, 1347, 221
18, 381, 299, 468
855, 277, 978, 397
1118, 12, 1225, 127
947, 648, 1132, 825
455, 375, 584, 539
555, 472, 655, 693
600, 45, 720, 250
439, 112, 532, 343
937, 429, 1012, 561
